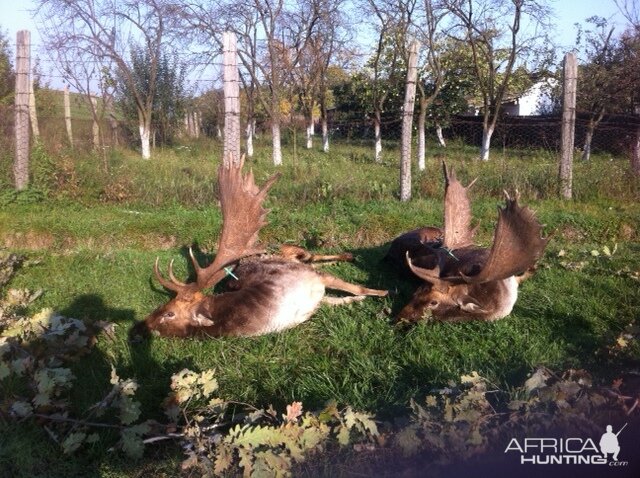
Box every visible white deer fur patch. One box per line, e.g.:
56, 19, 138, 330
263, 270, 326, 333
190, 313, 215, 327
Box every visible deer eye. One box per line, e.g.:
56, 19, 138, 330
162, 311, 175, 319
428, 300, 439, 307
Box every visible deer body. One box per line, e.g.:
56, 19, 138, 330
388, 164, 548, 323
132, 158, 387, 339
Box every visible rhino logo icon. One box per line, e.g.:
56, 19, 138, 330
599, 423, 627, 461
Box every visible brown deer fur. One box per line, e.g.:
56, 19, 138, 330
131, 158, 387, 339
386, 163, 548, 323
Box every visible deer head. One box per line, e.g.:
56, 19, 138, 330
133, 155, 279, 338
394, 163, 548, 323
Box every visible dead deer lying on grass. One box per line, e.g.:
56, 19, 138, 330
132, 157, 387, 339
386, 163, 548, 323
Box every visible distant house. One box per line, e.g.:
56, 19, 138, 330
463, 77, 558, 117
501, 78, 558, 116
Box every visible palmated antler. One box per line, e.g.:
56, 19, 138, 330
406, 169, 547, 286
442, 162, 477, 250
460, 191, 548, 283
154, 155, 280, 297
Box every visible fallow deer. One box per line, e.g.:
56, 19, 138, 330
131, 156, 387, 339
386, 163, 548, 323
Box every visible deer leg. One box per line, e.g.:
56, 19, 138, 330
279, 245, 354, 264
322, 295, 368, 306
319, 272, 388, 297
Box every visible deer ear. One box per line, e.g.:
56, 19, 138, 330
457, 296, 484, 313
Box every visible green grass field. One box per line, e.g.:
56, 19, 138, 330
1, 138, 639, 476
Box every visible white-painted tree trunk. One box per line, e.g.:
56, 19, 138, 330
64, 86, 73, 148
632, 125, 640, 176
480, 126, 494, 161
582, 128, 594, 161
139, 122, 151, 159
417, 106, 426, 171
322, 118, 329, 153
246, 120, 254, 157
29, 79, 39, 139
374, 116, 382, 162
272, 122, 282, 166
306, 120, 313, 149
436, 123, 446, 147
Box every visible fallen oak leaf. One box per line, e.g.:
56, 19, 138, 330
284, 401, 303, 423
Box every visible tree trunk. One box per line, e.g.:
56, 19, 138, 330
582, 110, 604, 161
272, 121, 282, 166
306, 118, 313, 149
322, 118, 329, 153
64, 85, 73, 148
29, 78, 39, 139
139, 121, 151, 160
436, 123, 446, 147
480, 125, 494, 161
417, 98, 426, 172
374, 110, 382, 163
90, 96, 100, 150
581, 126, 594, 161
632, 125, 640, 177
246, 120, 254, 158
320, 98, 329, 153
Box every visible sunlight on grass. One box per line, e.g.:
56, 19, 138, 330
1, 139, 639, 476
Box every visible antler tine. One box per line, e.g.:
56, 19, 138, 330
188, 247, 203, 273
154, 257, 185, 294
462, 194, 548, 284
406, 252, 447, 287
167, 259, 187, 287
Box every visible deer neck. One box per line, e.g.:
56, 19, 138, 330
470, 276, 519, 321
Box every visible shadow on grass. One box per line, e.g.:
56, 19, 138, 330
48, 294, 194, 476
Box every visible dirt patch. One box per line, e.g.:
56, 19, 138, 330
2, 231, 56, 250
559, 225, 587, 242
2, 231, 178, 252
139, 234, 178, 250
619, 223, 636, 241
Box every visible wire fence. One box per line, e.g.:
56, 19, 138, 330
1, 101, 639, 163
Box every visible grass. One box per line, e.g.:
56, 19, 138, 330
1, 137, 639, 476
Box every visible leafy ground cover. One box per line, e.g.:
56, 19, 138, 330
0, 139, 639, 476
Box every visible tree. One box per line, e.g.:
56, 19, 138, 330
35, 0, 178, 159
575, 16, 624, 162
363, 0, 416, 162
116, 46, 188, 147
415, 0, 448, 170
424, 48, 474, 146
0, 27, 14, 105
443, 0, 551, 161
289, 0, 347, 152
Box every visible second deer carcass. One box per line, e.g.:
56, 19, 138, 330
132, 156, 387, 339
386, 163, 548, 323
